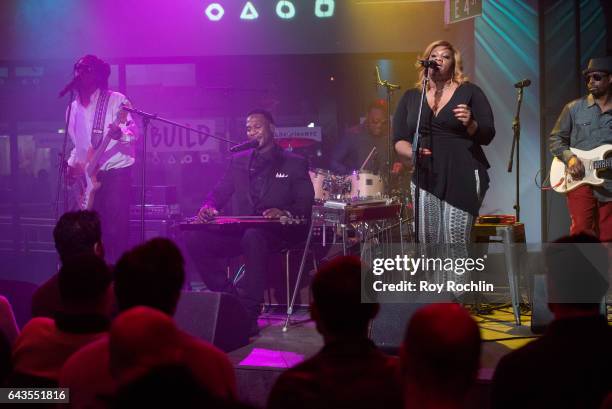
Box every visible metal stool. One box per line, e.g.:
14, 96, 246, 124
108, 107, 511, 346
261, 246, 318, 311
471, 222, 526, 325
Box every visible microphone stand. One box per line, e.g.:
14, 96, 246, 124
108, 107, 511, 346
507, 85, 525, 222
411, 67, 433, 244
375, 66, 400, 195
55, 91, 74, 220
122, 106, 234, 243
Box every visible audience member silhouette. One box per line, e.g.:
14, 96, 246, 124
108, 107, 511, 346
0, 295, 17, 385
400, 303, 481, 409
0, 296, 19, 346
112, 363, 253, 409
492, 234, 611, 409
10, 254, 112, 385
268, 255, 403, 409
600, 392, 612, 409
31, 210, 106, 319
0, 330, 10, 386
112, 364, 217, 409
60, 238, 236, 409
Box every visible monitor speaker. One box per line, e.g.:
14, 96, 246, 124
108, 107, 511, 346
370, 303, 426, 355
174, 291, 250, 352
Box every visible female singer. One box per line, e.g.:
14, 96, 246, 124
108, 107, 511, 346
393, 40, 495, 244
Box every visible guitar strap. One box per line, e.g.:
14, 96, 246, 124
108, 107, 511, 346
91, 90, 112, 149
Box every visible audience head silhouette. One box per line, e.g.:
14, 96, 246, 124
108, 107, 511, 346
108, 306, 182, 384
401, 303, 481, 406
545, 233, 609, 316
53, 210, 103, 264
491, 234, 611, 409
311, 255, 379, 338
113, 238, 185, 315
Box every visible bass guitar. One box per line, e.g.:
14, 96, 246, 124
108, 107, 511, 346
72, 103, 129, 209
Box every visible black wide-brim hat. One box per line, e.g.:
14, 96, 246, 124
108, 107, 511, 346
583, 56, 612, 75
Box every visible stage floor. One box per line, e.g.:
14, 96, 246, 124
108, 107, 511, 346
228, 305, 539, 408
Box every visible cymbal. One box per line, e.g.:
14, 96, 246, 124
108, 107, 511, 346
275, 137, 317, 149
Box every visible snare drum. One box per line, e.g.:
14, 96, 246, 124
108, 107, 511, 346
348, 171, 384, 199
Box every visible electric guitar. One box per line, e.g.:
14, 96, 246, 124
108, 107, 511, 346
549, 145, 612, 193
72, 103, 129, 209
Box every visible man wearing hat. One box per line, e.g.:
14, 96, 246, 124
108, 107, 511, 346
550, 56, 612, 241
64, 55, 138, 262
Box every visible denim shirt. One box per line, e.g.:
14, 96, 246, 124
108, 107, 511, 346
549, 94, 612, 201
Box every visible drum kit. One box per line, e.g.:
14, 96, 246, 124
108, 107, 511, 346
307, 166, 414, 250
277, 135, 389, 203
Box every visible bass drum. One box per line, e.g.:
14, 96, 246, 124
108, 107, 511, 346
309, 168, 333, 202
347, 171, 384, 200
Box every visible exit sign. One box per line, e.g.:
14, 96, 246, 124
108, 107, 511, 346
445, 0, 482, 24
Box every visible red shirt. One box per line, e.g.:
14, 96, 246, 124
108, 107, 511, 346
60, 312, 236, 409
12, 317, 106, 380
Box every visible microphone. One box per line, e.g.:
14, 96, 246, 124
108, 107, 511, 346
375, 66, 401, 90
514, 79, 531, 88
375, 66, 382, 86
229, 139, 259, 153
121, 105, 139, 115
418, 59, 439, 70
58, 76, 80, 98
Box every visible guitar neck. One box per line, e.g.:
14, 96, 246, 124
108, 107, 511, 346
87, 132, 115, 176
87, 106, 129, 175
593, 157, 612, 170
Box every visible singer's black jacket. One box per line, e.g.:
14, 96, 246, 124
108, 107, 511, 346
392, 82, 495, 216
204, 145, 314, 218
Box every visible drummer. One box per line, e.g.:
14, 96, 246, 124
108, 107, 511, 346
330, 100, 402, 176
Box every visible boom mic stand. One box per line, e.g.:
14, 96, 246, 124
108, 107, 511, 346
507, 79, 530, 222
375, 66, 400, 195
55, 91, 74, 220
121, 106, 234, 243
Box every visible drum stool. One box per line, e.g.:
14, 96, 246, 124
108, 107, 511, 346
470, 222, 527, 325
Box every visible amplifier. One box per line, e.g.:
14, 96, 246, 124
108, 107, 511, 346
129, 204, 181, 220
131, 185, 177, 205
